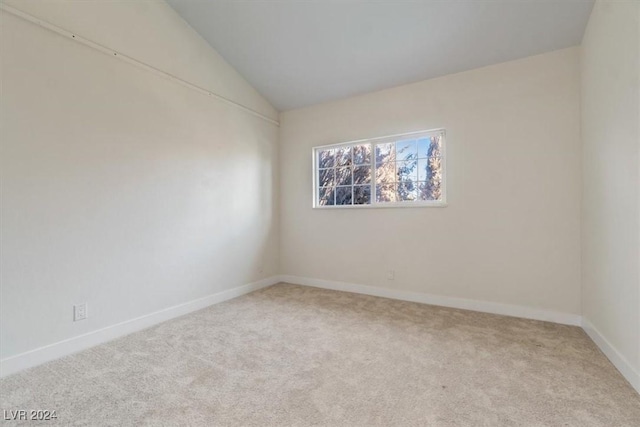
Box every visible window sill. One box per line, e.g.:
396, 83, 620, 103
312, 202, 448, 209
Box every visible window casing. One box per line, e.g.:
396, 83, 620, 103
313, 129, 446, 208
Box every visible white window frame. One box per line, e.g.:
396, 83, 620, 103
312, 129, 447, 209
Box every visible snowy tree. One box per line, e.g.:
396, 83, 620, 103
317, 134, 442, 206
418, 135, 443, 201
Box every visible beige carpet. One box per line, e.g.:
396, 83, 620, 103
1, 283, 639, 426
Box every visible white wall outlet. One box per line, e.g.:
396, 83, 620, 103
74, 303, 87, 321
387, 270, 395, 280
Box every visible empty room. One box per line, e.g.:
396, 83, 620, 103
1, 0, 639, 425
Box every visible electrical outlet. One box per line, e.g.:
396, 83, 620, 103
387, 270, 395, 280
74, 303, 87, 321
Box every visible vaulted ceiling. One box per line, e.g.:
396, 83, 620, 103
167, 0, 594, 111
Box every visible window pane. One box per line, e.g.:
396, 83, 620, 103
336, 147, 352, 166
417, 138, 431, 158
418, 159, 428, 181
318, 168, 335, 187
318, 187, 335, 205
396, 160, 417, 182
418, 157, 441, 182
375, 143, 395, 163
418, 136, 443, 158
353, 144, 371, 165
397, 181, 417, 201
430, 135, 443, 157
353, 166, 371, 184
354, 185, 371, 205
376, 162, 395, 184
318, 149, 335, 168
335, 186, 352, 205
376, 183, 396, 203
336, 167, 352, 186
419, 161, 442, 200
430, 157, 443, 181
418, 181, 442, 201
395, 139, 417, 161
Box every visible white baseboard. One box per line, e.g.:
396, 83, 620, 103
0, 276, 280, 378
582, 318, 640, 394
5, 275, 637, 396
280, 275, 582, 326
281, 276, 640, 395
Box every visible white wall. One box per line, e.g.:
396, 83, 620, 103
581, 0, 640, 389
0, 1, 279, 362
1, 0, 277, 121
280, 48, 582, 318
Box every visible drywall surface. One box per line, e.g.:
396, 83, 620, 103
0, 2, 279, 360
581, 0, 640, 381
0, 0, 277, 121
280, 48, 582, 316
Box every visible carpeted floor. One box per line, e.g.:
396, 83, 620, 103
1, 283, 639, 426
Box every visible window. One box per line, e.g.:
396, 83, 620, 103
313, 129, 446, 208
